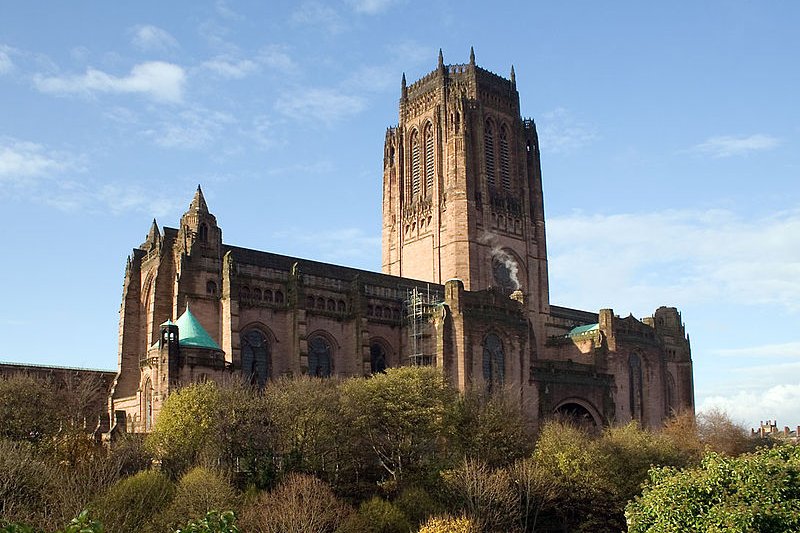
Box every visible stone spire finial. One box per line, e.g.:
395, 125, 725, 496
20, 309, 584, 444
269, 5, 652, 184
401, 72, 407, 99
189, 184, 209, 214
510, 65, 516, 87
469, 46, 475, 66
438, 48, 444, 68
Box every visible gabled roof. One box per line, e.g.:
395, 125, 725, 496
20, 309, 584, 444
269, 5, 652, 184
174, 307, 221, 350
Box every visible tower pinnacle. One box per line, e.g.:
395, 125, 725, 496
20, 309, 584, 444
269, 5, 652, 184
189, 184, 209, 214
469, 46, 475, 66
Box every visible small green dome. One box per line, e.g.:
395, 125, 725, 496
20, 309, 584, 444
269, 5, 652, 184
174, 308, 221, 350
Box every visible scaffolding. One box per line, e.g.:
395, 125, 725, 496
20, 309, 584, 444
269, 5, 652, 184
405, 286, 440, 366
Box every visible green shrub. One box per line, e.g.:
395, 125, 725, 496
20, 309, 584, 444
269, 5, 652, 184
93, 470, 175, 533
158, 467, 238, 530
175, 510, 240, 533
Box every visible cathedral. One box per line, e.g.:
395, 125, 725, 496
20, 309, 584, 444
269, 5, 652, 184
108, 50, 694, 434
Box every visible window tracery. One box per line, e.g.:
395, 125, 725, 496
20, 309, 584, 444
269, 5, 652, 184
308, 336, 332, 377
241, 329, 270, 387
482, 333, 505, 390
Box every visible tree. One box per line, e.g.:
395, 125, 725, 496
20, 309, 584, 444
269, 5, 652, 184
0, 375, 61, 443
157, 467, 238, 531
626, 444, 800, 532
339, 367, 458, 487
417, 515, 477, 533
452, 387, 531, 468
146, 381, 221, 473
441, 458, 519, 532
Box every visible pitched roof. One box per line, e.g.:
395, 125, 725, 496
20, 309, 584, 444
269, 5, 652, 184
175, 307, 221, 350
567, 323, 599, 337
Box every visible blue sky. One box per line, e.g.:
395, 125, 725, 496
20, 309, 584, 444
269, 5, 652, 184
1, 1, 798, 429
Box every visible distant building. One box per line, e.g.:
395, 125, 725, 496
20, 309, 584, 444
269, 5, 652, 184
109, 50, 694, 434
752, 420, 800, 443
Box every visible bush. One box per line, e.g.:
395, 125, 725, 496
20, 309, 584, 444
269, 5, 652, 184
239, 473, 350, 533
441, 459, 518, 532
417, 515, 477, 533
0, 439, 60, 530
626, 445, 800, 532
93, 470, 175, 533
394, 486, 442, 527
175, 510, 240, 533
351, 497, 410, 533
158, 467, 238, 531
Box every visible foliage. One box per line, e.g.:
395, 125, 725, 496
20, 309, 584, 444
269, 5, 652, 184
146, 381, 221, 474
0, 375, 61, 443
696, 407, 760, 456
417, 515, 477, 533
0, 439, 60, 530
265, 376, 344, 479
453, 387, 531, 468
58, 510, 104, 533
239, 473, 351, 533
393, 486, 443, 528
340, 367, 457, 486
92, 470, 175, 533
626, 444, 800, 532
354, 497, 411, 533
175, 510, 240, 533
158, 467, 238, 531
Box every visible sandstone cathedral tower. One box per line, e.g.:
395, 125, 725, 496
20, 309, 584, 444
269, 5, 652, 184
108, 51, 694, 436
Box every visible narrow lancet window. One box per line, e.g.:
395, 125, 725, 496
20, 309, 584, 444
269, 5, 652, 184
411, 130, 421, 198
424, 123, 434, 196
500, 125, 511, 191
484, 121, 496, 188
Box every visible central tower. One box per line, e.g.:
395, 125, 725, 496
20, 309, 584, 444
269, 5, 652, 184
382, 49, 550, 318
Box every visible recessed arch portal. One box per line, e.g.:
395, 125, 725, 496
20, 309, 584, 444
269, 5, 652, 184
553, 398, 601, 429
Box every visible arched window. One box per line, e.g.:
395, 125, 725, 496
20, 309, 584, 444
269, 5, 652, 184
327, 299, 336, 311
316, 297, 325, 310
410, 130, 421, 198
206, 280, 217, 296
484, 120, 496, 189
307, 295, 315, 308
629, 353, 644, 421
308, 336, 332, 377
275, 291, 284, 304
241, 329, 270, 388
499, 125, 511, 191
666, 372, 676, 415
144, 378, 153, 431
253, 288, 262, 301
264, 290, 273, 303
199, 223, 209, 243
240, 286, 250, 301
424, 123, 435, 196
482, 334, 505, 390
337, 300, 346, 313
370, 342, 387, 374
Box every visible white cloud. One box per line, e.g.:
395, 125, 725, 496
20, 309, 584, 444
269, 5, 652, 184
0, 138, 80, 185
276, 88, 366, 124
34, 61, 186, 103
215, 0, 243, 20
693, 134, 781, 158
538, 107, 598, 154
343, 65, 396, 93
130, 25, 179, 52
44, 181, 179, 216
202, 56, 259, 79
699, 382, 800, 429
548, 207, 800, 314
290, 2, 346, 34
347, 0, 403, 14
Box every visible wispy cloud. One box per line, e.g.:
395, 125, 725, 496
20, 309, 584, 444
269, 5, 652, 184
215, 0, 243, 21
0, 138, 82, 186
201, 56, 258, 79
44, 181, 180, 216
347, 0, 404, 14
290, 2, 346, 35
258, 45, 296, 73
130, 25, 179, 52
272, 226, 380, 267
538, 107, 598, 154
0, 46, 13, 74
34, 61, 186, 103
693, 134, 781, 158
713, 341, 800, 358
143, 107, 236, 149
548, 207, 800, 314
276, 88, 365, 124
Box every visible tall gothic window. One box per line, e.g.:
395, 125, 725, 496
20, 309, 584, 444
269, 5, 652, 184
499, 125, 511, 191
484, 120, 496, 189
482, 334, 505, 390
424, 123, 435, 196
629, 353, 644, 421
144, 378, 153, 431
370, 342, 387, 374
241, 329, 270, 387
199, 223, 209, 243
410, 130, 421, 198
308, 336, 332, 377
